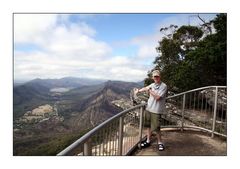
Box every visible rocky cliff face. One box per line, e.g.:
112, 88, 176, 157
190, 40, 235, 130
66, 84, 128, 130
200, 88, 227, 112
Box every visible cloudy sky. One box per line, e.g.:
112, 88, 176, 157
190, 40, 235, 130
14, 13, 217, 82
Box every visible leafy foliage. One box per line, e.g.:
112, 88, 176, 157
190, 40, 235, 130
145, 14, 226, 92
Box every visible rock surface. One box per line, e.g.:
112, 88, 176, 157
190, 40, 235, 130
200, 88, 227, 111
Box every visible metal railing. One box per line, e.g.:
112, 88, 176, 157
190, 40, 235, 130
57, 103, 146, 156
57, 86, 227, 156
164, 86, 227, 138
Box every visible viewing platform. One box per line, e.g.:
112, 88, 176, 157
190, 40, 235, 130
133, 129, 226, 156
57, 86, 227, 156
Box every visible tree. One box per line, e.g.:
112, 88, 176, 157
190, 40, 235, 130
145, 14, 226, 92
186, 14, 227, 86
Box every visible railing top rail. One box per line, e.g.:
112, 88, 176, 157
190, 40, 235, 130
57, 103, 146, 156
167, 86, 226, 99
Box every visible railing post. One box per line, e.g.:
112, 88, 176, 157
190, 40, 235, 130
84, 139, 92, 156
118, 116, 124, 155
181, 94, 186, 131
211, 87, 218, 138
138, 106, 144, 142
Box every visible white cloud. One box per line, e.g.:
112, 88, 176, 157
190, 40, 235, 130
15, 14, 216, 82
14, 14, 57, 43
44, 25, 110, 60
14, 14, 149, 82
14, 48, 149, 82
130, 32, 162, 63
137, 45, 156, 59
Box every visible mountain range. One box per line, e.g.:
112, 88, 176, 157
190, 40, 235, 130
14, 77, 105, 118
13, 77, 142, 155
